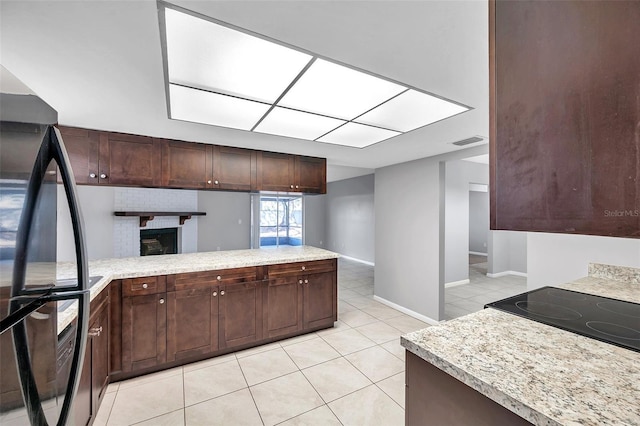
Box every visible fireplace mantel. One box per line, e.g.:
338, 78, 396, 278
114, 211, 206, 227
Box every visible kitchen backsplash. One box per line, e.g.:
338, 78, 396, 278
113, 187, 198, 258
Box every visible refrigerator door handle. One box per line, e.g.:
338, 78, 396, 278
9, 125, 90, 426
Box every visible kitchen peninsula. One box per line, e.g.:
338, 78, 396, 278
402, 263, 640, 425
57, 246, 338, 425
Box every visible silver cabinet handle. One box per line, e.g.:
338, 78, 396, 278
214, 180, 219, 185
290, 184, 294, 189
159, 298, 165, 304
100, 173, 107, 179
296, 185, 299, 189
304, 279, 309, 284
212, 291, 218, 297
207, 180, 212, 184
217, 275, 222, 281
88, 326, 103, 337
220, 291, 225, 296
89, 173, 97, 178
301, 266, 306, 271
142, 283, 148, 289
299, 280, 303, 285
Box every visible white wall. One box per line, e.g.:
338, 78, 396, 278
375, 158, 443, 321
326, 174, 375, 264
488, 230, 527, 277
469, 189, 488, 254
57, 185, 115, 261
197, 191, 251, 252
304, 194, 327, 250
527, 233, 640, 289
444, 160, 489, 284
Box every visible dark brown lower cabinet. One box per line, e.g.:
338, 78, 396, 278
121, 293, 166, 372
75, 290, 110, 426
167, 285, 219, 361
219, 281, 263, 349
302, 272, 336, 330
405, 351, 531, 425
264, 276, 303, 338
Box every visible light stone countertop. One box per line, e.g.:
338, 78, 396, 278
57, 246, 339, 333
401, 264, 640, 426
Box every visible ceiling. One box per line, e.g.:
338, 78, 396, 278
0, 0, 488, 182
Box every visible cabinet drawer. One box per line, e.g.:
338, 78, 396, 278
267, 259, 336, 278
122, 276, 166, 296
209, 267, 258, 285
167, 270, 216, 292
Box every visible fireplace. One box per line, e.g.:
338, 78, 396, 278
140, 228, 178, 256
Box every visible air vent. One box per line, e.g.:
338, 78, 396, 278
452, 136, 484, 146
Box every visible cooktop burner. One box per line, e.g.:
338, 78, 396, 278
485, 287, 640, 352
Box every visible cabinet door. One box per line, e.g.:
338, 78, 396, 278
219, 281, 263, 349
91, 303, 110, 414
166, 286, 219, 361
160, 139, 212, 189
101, 132, 161, 187
212, 146, 256, 191
122, 293, 166, 372
295, 156, 326, 194
302, 272, 337, 330
264, 276, 302, 338
257, 151, 295, 192
57, 126, 101, 185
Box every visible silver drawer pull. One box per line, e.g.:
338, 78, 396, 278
100, 173, 107, 179
304, 279, 309, 284
212, 291, 218, 297
88, 326, 103, 337
159, 298, 165, 304
89, 173, 96, 178
142, 283, 148, 289
220, 291, 225, 296
217, 275, 222, 281
299, 280, 303, 285
301, 266, 306, 271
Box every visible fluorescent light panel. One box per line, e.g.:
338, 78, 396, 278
278, 59, 406, 120
169, 84, 270, 130
255, 107, 346, 141
317, 123, 400, 148
165, 8, 311, 103
356, 90, 469, 132
162, 6, 470, 148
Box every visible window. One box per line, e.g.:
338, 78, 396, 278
254, 195, 303, 247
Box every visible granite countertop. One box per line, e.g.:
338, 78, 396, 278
401, 263, 640, 426
57, 246, 339, 332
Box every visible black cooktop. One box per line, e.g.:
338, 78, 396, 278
485, 286, 640, 353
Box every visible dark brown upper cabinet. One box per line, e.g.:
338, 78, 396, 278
211, 145, 256, 191
103, 132, 162, 187
59, 125, 326, 194
159, 138, 212, 189
58, 126, 103, 185
490, 0, 640, 238
257, 151, 326, 194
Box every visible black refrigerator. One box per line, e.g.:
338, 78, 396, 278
0, 66, 90, 425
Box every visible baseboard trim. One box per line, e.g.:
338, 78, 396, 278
445, 279, 470, 289
338, 254, 374, 267
373, 295, 441, 325
487, 271, 528, 278
469, 251, 488, 256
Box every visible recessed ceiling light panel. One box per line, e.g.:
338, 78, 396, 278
169, 84, 270, 130
355, 89, 469, 132
160, 5, 471, 148
317, 122, 400, 148
165, 8, 312, 103
254, 107, 345, 141
278, 59, 406, 120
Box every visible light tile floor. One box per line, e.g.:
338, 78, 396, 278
95, 259, 427, 426
444, 258, 527, 320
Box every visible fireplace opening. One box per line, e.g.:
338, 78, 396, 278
140, 228, 178, 256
